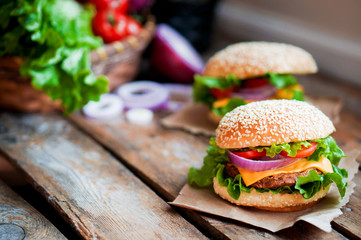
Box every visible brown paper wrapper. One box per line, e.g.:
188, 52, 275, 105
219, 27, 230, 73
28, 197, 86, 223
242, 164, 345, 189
161, 96, 342, 137
170, 150, 359, 232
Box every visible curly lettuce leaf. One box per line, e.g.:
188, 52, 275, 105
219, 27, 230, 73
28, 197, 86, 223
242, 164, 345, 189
211, 97, 246, 117
308, 136, 346, 165
292, 89, 305, 101
193, 74, 240, 107
251, 141, 311, 158
295, 167, 348, 199
267, 73, 298, 88
188, 138, 228, 187
193, 74, 239, 90
192, 76, 217, 107
0, 0, 108, 114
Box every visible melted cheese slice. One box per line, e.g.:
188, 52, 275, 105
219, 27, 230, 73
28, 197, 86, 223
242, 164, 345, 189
237, 157, 333, 186
213, 98, 230, 108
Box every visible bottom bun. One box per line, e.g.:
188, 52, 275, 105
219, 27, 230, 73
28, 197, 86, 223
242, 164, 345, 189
208, 111, 222, 124
213, 177, 330, 212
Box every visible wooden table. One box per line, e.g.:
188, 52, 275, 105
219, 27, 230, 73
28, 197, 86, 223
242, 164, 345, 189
0, 76, 360, 239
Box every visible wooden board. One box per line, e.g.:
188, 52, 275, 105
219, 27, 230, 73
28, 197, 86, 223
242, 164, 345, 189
333, 113, 361, 166
332, 171, 361, 239
0, 113, 206, 240
0, 179, 66, 240
69, 112, 352, 239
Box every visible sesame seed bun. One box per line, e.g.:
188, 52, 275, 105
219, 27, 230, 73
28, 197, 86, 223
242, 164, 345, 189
213, 177, 330, 212
216, 100, 335, 149
203, 42, 317, 79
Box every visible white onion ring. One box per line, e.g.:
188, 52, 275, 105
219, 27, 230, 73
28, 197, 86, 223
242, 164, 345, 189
231, 84, 277, 101
82, 94, 124, 119
227, 151, 300, 172
116, 81, 170, 110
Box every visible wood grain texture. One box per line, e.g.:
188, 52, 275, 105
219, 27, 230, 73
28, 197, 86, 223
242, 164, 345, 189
332, 171, 361, 240
0, 113, 206, 240
0, 179, 66, 240
69, 112, 348, 239
333, 112, 361, 167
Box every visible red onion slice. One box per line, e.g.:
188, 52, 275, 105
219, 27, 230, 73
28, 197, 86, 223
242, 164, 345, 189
82, 94, 124, 119
115, 81, 170, 110
227, 150, 300, 172
231, 84, 277, 101
150, 24, 204, 83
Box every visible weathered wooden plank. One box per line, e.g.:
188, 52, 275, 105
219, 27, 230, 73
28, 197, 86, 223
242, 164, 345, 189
0, 154, 27, 186
333, 112, 361, 166
69, 112, 348, 239
0, 179, 66, 240
0, 113, 206, 240
332, 171, 361, 240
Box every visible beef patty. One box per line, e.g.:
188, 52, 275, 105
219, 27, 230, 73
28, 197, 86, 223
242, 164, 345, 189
225, 163, 322, 189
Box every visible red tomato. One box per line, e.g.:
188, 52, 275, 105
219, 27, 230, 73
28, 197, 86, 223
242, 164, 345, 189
92, 10, 142, 43
242, 78, 269, 89
233, 149, 266, 159
89, 0, 129, 12
280, 142, 318, 158
210, 87, 235, 99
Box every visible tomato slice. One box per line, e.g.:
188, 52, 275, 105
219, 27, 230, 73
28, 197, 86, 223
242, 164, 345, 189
280, 142, 318, 158
232, 149, 266, 159
242, 78, 269, 89
210, 87, 235, 99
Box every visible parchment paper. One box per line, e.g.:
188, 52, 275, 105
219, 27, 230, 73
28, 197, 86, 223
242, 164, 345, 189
161, 96, 342, 137
170, 150, 359, 232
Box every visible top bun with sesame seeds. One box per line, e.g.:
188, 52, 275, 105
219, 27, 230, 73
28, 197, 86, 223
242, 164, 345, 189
203, 42, 317, 79
216, 100, 335, 149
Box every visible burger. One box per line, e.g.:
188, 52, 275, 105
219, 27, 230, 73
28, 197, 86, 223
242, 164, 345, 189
193, 42, 318, 123
188, 100, 347, 212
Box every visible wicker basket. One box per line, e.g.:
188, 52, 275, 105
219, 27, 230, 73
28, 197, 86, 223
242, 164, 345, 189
0, 17, 155, 112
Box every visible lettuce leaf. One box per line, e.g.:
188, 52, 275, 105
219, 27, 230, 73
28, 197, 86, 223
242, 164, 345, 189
292, 89, 305, 101
0, 0, 108, 114
308, 136, 346, 165
189, 137, 348, 200
295, 167, 348, 199
251, 141, 311, 158
193, 74, 239, 107
267, 73, 298, 88
193, 74, 239, 90
192, 77, 217, 108
188, 138, 228, 187
211, 98, 246, 117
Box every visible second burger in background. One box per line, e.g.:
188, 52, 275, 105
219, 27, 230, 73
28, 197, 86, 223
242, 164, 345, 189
193, 42, 317, 123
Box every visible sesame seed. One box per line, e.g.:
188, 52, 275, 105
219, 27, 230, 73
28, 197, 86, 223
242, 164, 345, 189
216, 100, 335, 148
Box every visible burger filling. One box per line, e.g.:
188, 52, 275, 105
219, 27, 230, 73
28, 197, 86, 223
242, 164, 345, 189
193, 73, 304, 117
225, 163, 322, 189
188, 137, 348, 200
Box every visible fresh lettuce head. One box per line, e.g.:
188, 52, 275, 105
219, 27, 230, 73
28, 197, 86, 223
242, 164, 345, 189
192, 73, 304, 117
188, 136, 348, 200
0, 0, 108, 114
